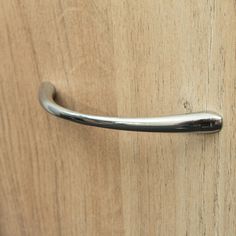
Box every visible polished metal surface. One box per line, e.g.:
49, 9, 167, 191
38, 82, 223, 133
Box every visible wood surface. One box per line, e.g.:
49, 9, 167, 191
0, 0, 236, 235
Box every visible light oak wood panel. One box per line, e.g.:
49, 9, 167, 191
0, 0, 235, 235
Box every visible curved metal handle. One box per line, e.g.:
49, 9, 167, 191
38, 82, 222, 133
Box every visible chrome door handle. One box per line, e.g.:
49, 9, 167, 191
38, 82, 222, 133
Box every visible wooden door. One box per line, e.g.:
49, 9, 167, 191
0, 1, 235, 235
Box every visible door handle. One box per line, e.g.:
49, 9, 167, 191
38, 82, 222, 133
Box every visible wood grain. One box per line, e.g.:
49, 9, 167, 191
0, 0, 236, 235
